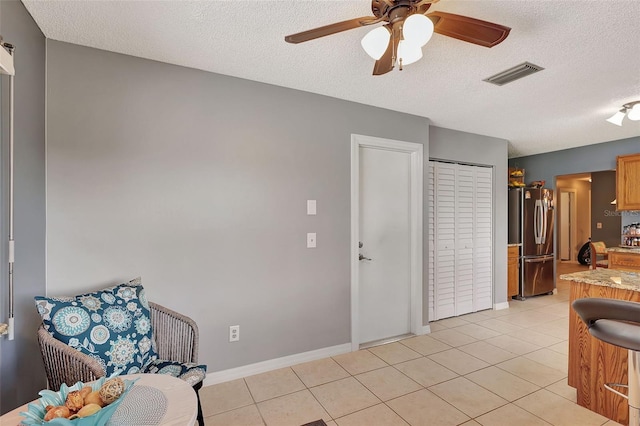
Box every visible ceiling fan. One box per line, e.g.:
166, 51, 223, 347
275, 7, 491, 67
285, 0, 511, 76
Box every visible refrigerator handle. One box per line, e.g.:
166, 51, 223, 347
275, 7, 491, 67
533, 202, 537, 243
541, 200, 549, 244
534, 200, 543, 244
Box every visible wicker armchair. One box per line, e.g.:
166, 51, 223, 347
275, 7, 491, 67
37, 302, 204, 425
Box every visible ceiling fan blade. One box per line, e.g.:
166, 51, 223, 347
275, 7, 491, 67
372, 25, 399, 76
427, 11, 511, 48
285, 17, 377, 44
415, 2, 432, 15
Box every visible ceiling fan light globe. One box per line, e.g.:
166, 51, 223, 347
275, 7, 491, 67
606, 110, 626, 126
397, 40, 423, 66
403, 14, 434, 47
627, 104, 640, 121
361, 27, 391, 60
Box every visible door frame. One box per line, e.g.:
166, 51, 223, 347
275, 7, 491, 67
558, 188, 577, 261
350, 134, 423, 351
556, 188, 580, 262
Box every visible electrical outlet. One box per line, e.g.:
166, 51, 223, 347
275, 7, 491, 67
307, 233, 317, 248
229, 325, 240, 342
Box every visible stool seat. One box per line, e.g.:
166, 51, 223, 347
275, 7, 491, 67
573, 297, 640, 425
573, 298, 640, 351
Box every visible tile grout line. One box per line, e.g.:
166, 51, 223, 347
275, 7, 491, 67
242, 377, 268, 426
287, 365, 336, 423
383, 387, 471, 426
469, 399, 549, 425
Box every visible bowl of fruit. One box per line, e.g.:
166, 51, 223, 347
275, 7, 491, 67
20, 376, 136, 426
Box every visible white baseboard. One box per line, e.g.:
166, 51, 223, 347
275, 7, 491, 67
422, 325, 432, 334
203, 343, 352, 386
494, 301, 510, 311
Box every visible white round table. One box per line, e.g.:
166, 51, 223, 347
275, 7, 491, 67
0, 374, 197, 426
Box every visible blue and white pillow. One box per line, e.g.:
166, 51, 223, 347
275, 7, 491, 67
143, 359, 207, 386
34, 278, 158, 377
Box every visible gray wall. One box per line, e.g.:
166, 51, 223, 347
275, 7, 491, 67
590, 171, 620, 247
46, 41, 430, 373
509, 136, 640, 190
0, 0, 47, 414
429, 127, 509, 306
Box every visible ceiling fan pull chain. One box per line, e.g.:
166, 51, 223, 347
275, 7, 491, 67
399, 57, 403, 71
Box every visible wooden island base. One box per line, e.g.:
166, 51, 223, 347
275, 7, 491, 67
565, 269, 640, 425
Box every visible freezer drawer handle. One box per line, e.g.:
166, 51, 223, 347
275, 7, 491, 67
524, 257, 553, 263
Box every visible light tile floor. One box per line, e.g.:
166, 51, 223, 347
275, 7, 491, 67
200, 262, 624, 426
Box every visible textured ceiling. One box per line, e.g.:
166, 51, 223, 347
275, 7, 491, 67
22, 0, 640, 157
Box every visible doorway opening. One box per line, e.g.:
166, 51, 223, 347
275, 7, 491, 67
556, 173, 591, 263
555, 170, 618, 264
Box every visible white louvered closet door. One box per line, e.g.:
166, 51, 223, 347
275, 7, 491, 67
428, 161, 493, 321
427, 162, 436, 321
455, 165, 475, 316
433, 162, 456, 319
474, 167, 493, 311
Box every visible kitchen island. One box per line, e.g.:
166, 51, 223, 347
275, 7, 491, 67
561, 269, 640, 425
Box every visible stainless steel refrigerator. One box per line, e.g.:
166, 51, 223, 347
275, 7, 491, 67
508, 188, 555, 298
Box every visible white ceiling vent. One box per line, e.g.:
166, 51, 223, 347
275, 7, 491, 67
483, 62, 544, 86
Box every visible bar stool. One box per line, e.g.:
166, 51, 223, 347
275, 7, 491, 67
573, 298, 640, 425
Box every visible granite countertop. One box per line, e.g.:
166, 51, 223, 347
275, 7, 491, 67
560, 269, 640, 292
607, 246, 640, 253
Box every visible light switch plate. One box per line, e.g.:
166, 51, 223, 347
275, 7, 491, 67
307, 233, 317, 248
307, 200, 317, 215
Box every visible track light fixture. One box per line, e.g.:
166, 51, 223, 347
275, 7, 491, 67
606, 100, 640, 126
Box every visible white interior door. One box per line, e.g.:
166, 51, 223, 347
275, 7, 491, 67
358, 146, 411, 344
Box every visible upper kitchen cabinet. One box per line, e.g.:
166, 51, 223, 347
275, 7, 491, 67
616, 153, 640, 210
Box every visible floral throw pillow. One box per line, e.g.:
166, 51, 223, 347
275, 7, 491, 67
34, 279, 158, 377
143, 360, 207, 386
